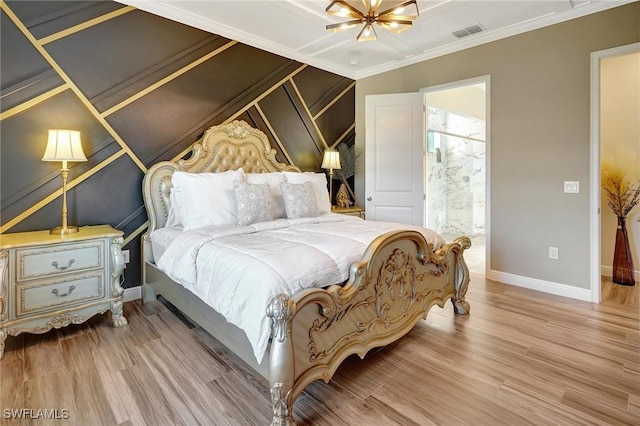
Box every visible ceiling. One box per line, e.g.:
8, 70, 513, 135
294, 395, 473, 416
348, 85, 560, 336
120, 0, 635, 79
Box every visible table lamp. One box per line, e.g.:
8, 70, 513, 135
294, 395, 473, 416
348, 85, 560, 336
321, 150, 341, 207
42, 129, 87, 235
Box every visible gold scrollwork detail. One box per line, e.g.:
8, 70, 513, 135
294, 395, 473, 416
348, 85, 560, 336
222, 120, 253, 139
7, 309, 107, 336
308, 248, 448, 362
267, 295, 296, 343
47, 313, 82, 329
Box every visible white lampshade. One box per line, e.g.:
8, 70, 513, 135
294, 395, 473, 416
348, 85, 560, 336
42, 129, 87, 162
321, 150, 341, 170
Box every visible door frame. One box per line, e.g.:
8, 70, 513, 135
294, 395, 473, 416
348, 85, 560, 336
589, 42, 640, 303
421, 75, 491, 277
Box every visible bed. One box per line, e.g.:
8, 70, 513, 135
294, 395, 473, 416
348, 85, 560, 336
141, 120, 471, 425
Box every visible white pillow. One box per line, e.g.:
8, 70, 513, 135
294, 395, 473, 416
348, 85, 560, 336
283, 172, 331, 214
280, 182, 319, 219
165, 188, 183, 228
233, 181, 273, 226
172, 169, 245, 230
246, 172, 286, 219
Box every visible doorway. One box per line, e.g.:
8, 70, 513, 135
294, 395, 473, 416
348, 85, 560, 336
422, 76, 489, 276
591, 43, 640, 306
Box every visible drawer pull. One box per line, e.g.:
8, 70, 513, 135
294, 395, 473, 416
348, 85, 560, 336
51, 285, 76, 298
51, 259, 75, 271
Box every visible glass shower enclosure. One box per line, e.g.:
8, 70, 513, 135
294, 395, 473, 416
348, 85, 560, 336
426, 106, 486, 237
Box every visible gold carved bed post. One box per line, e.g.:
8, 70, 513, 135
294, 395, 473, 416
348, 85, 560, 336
266, 230, 471, 425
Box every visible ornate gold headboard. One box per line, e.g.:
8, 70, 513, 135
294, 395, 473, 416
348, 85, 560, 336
142, 120, 300, 241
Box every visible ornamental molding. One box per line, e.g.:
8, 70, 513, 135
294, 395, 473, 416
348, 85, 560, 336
308, 248, 447, 362
7, 309, 108, 336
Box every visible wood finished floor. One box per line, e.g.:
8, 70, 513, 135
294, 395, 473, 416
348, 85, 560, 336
1, 274, 639, 426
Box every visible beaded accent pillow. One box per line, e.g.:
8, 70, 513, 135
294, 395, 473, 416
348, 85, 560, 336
233, 181, 273, 226
280, 181, 319, 219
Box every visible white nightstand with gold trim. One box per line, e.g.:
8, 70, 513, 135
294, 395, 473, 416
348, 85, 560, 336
332, 206, 365, 219
0, 225, 128, 359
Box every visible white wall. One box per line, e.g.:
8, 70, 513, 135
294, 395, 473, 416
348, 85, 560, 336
600, 52, 640, 279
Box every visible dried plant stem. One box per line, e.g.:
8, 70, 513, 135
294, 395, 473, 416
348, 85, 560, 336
602, 173, 640, 217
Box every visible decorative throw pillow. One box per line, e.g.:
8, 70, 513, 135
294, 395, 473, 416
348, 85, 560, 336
246, 172, 286, 219
233, 181, 273, 226
283, 172, 331, 215
280, 181, 319, 219
171, 169, 245, 230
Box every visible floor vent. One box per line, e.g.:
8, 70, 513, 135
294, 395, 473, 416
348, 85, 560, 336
452, 24, 485, 39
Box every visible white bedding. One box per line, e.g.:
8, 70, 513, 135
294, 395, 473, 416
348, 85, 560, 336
151, 214, 444, 362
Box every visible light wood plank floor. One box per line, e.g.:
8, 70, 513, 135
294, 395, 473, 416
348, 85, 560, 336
1, 274, 639, 425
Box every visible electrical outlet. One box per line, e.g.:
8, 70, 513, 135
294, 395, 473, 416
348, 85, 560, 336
122, 250, 130, 265
548, 246, 558, 260
564, 181, 579, 193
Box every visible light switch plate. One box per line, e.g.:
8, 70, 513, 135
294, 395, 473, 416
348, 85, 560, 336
564, 181, 579, 193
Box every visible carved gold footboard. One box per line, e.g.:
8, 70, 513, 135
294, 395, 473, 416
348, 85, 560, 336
267, 230, 471, 425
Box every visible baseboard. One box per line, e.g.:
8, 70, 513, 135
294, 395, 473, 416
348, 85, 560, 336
486, 270, 593, 302
123, 286, 141, 302
600, 265, 640, 281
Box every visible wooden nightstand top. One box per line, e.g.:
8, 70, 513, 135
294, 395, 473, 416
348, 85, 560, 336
0, 225, 122, 249
332, 206, 365, 218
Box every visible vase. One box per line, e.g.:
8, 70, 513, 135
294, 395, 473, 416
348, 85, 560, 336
612, 216, 635, 286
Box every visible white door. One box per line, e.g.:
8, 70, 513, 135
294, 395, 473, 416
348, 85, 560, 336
365, 93, 425, 226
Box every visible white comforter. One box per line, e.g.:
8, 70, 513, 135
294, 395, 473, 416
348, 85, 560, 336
153, 214, 444, 363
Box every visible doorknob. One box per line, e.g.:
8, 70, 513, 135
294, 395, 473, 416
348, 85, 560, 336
367, 197, 372, 201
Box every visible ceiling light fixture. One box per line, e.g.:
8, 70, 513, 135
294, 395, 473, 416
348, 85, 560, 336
326, 0, 419, 42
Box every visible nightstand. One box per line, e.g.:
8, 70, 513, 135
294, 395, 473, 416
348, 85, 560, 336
0, 225, 128, 359
332, 206, 365, 219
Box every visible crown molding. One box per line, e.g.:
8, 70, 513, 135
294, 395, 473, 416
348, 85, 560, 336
119, 1, 357, 79
119, 0, 636, 80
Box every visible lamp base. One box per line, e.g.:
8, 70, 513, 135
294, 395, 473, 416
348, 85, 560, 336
49, 225, 80, 235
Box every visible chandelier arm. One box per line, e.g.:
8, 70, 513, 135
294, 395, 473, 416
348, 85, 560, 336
326, 19, 365, 31
377, 19, 414, 26
378, 0, 419, 18
356, 23, 377, 41
326, 0, 365, 18
378, 14, 418, 21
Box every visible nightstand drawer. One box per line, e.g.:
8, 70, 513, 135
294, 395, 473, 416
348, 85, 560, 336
16, 271, 105, 317
16, 241, 103, 282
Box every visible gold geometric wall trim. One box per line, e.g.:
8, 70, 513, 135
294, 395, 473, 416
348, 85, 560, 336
0, 0, 355, 288
38, 5, 135, 45
0, 85, 68, 121
313, 81, 356, 120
